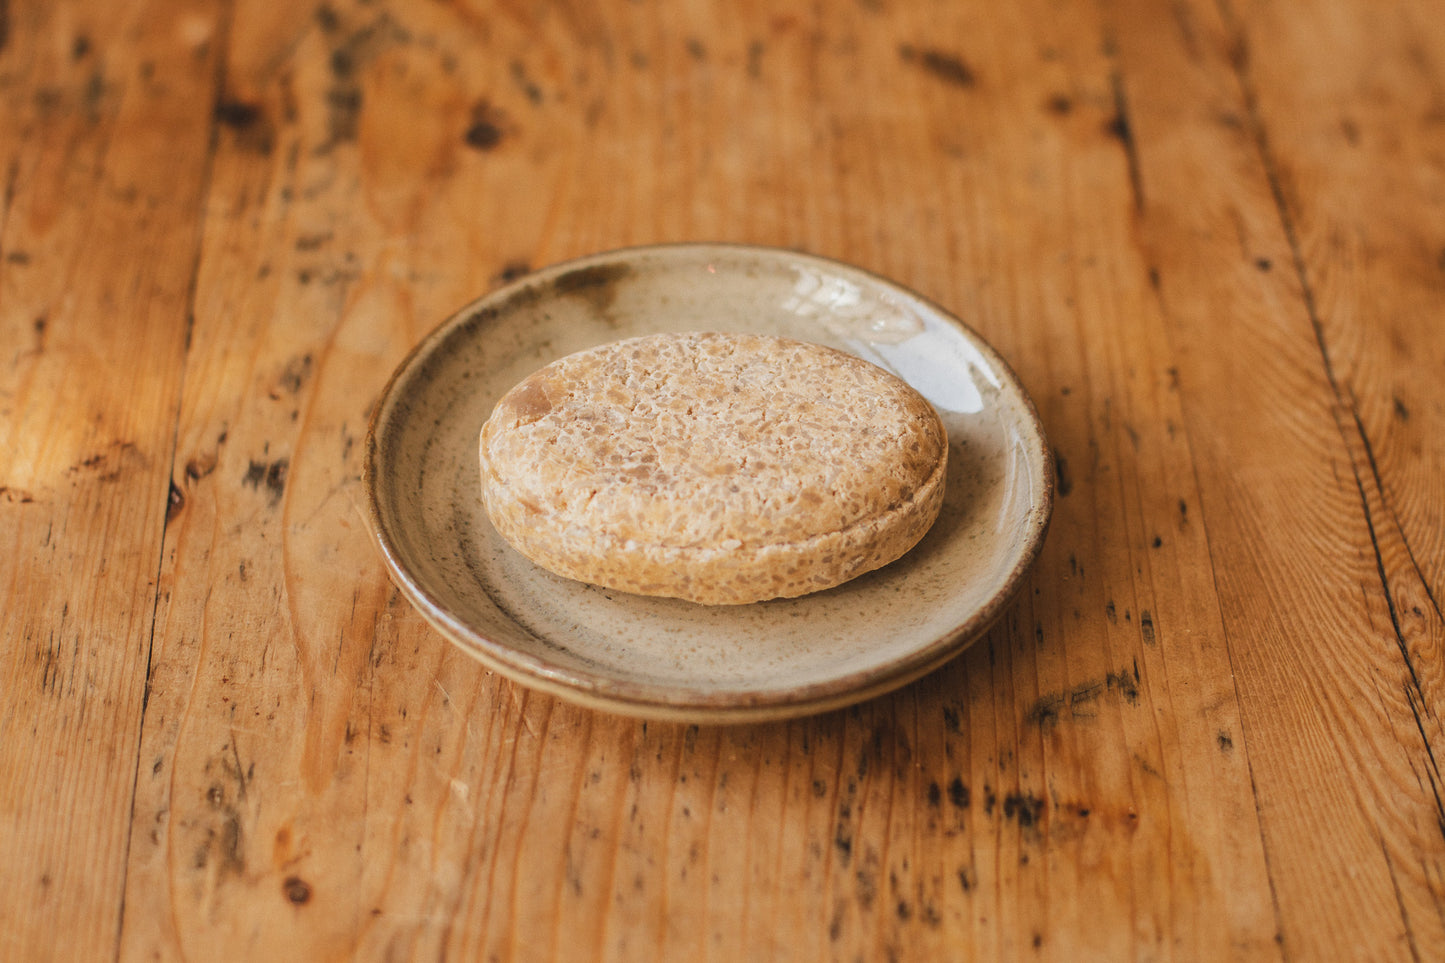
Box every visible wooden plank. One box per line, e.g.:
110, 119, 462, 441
118, 0, 599, 957
1226, 0, 1445, 950
1108, 0, 1445, 956
0, 0, 220, 959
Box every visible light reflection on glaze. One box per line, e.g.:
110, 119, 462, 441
782, 265, 1000, 414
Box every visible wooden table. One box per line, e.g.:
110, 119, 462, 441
3, 0, 1442, 959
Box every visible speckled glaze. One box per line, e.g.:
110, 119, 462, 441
365, 244, 1053, 723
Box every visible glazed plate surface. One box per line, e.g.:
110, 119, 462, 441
365, 244, 1052, 722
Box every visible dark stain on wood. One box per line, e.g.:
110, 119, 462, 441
195, 809, 245, 879
1393, 396, 1410, 421
834, 778, 858, 863
283, 875, 312, 905
214, 99, 274, 154
464, 100, 509, 151
243, 459, 289, 505
1217, 731, 1234, 752
899, 44, 976, 88
1141, 610, 1156, 644
72, 34, 90, 60
1255, 257, 1273, 271
315, 3, 340, 33
493, 259, 531, 286
6, 250, 31, 264
510, 60, 542, 104
83, 70, 107, 120
1170, 1, 1201, 61
318, 12, 407, 148
1054, 449, 1072, 496
1029, 668, 1141, 727
1110, 667, 1141, 704
746, 40, 764, 79
1106, 69, 1145, 212
69, 440, 145, 482
686, 37, 707, 61
326, 85, 362, 145
195, 783, 246, 878
947, 777, 970, 809
279, 354, 314, 394
927, 781, 942, 806
1003, 792, 1044, 828
1046, 93, 1072, 115
854, 848, 879, 909
214, 100, 261, 129
942, 702, 962, 734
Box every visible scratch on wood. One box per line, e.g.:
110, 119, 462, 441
1349, 403, 1443, 622
510, 684, 538, 738
1403, 683, 1445, 844
1379, 836, 1425, 962
229, 736, 248, 802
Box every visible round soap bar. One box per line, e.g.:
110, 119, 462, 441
478, 332, 948, 605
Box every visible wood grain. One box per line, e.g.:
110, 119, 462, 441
1108, 0, 1445, 955
0, 0, 1441, 959
0, 1, 220, 959
1222, 0, 1445, 952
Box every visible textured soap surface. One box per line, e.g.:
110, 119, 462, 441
478, 332, 948, 604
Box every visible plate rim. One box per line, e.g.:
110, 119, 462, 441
364, 241, 1054, 722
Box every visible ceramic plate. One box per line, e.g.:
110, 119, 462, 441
365, 244, 1052, 723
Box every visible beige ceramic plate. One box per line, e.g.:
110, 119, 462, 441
366, 244, 1052, 723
